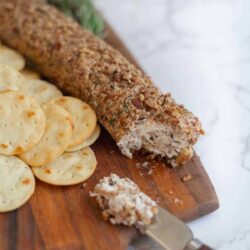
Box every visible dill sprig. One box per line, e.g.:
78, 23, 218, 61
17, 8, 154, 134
47, 0, 105, 37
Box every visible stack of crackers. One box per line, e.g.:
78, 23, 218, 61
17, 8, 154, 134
0, 44, 100, 212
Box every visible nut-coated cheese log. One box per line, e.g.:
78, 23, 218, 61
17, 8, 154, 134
0, 0, 204, 166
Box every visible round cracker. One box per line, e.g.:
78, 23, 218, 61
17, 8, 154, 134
67, 125, 101, 152
19, 102, 74, 167
0, 155, 35, 212
0, 65, 28, 93
26, 79, 62, 104
0, 91, 46, 155
53, 97, 97, 147
0, 45, 25, 71
32, 147, 97, 186
21, 68, 40, 80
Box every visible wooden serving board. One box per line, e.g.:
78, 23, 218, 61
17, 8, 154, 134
0, 24, 219, 250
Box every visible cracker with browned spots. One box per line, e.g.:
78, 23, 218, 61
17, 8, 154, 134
52, 97, 97, 147
19, 102, 73, 166
0, 65, 28, 93
0, 155, 35, 212
67, 125, 101, 152
26, 79, 62, 104
21, 68, 40, 80
32, 147, 96, 186
0, 91, 45, 155
0, 44, 25, 71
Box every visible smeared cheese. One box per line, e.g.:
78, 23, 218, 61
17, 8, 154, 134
90, 174, 158, 229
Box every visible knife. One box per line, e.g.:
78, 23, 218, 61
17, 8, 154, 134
144, 206, 213, 250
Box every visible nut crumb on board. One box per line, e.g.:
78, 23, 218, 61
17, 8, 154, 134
90, 174, 158, 229
141, 162, 149, 168
182, 174, 192, 182
148, 169, 153, 175
135, 161, 156, 175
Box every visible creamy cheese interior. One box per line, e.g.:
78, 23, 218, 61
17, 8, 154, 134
117, 122, 191, 164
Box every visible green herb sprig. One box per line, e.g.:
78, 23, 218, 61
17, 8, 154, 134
47, 0, 105, 37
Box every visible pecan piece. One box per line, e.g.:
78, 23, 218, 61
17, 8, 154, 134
132, 98, 144, 109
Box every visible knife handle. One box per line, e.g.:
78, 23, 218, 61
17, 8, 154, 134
184, 239, 214, 250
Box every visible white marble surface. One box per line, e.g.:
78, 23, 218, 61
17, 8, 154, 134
94, 0, 250, 249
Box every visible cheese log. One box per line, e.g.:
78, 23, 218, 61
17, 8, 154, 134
0, 0, 204, 166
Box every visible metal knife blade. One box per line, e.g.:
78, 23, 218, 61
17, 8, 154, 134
145, 206, 195, 250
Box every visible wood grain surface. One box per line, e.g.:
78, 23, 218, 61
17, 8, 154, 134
0, 23, 219, 250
